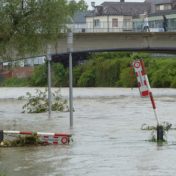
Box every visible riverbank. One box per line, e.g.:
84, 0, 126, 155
1, 52, 176, 88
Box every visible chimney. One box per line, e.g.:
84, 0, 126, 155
120, 0, 125, 2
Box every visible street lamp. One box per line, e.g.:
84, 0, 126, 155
47, 45, 52, 118
67, 29, 73, 128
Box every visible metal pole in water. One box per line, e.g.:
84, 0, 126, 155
140, 59, 164, 141
47, 54, 52, 118
0, 130, 3, 142
67, 31, 73, 128
133, 59, 164, 141
140, 59, 160, 126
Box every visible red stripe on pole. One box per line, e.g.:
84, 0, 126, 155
149, 92, 156, 109
20, 131, 33, 135
141, 90, 149, 97
140, 60, 146, 75
53, 141, 58, 144
144, 80, 147, 86
54, 133, 71, 137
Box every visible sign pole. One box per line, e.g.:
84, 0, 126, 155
132, 59, 163, 141
67, 31, 73, 128
47, 54, 52, 118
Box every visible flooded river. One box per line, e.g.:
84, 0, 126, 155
0, 88, 176, 176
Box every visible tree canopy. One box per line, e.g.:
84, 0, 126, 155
0, 0, 88, 60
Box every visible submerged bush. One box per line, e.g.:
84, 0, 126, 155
0, 134, 42, 147
19, 89, 68, 113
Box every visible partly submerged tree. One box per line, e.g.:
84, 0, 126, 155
0, 0, 87, 60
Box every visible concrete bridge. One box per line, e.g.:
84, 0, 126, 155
54, 32, 176, 54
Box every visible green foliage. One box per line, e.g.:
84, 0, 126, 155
117, 68, 136, 87
1, 77, 29, 87
69, 0, 88, 15
51, 63, 67, 87
20, 89, 68, 113
150, 59, 176, 88
29, 64, 47, 86
131, 52, 151, 60
95, 59, 121, 86
1, 52, 176, 88
73, 66, 84, 86
72, 52, 176, 88
0, 0, 86, 58
77, 69, 95, 87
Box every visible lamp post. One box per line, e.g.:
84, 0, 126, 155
47, 45, 52, 118
67, 30, 73, 128
47, 54, 52, 118
91, 2, 95, 32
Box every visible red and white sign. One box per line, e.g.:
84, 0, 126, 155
132, 59, 159, 125
132, 60, 149, 97
3, 130, 72, 145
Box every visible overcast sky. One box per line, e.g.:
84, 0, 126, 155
83, 0, 145, 9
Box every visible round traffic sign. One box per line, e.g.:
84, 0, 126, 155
134, 61, 141, 68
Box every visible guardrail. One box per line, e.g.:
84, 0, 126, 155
67, 21, 176, 33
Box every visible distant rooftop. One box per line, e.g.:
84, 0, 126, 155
145, 0, 175, 4
86, 1, 151, 17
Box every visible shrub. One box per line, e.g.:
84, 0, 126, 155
1, 77, 29, 87
29, 65, 47, 86
77, 69, 95, 87
19, 89, 68, 113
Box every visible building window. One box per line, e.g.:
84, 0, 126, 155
112, 19, 118, 27
164, 4, 171, 10
94, 19, 100, 27
156, 4, 171, 11
160, 5, 165, 10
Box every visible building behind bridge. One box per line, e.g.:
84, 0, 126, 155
71, 0, 176, 33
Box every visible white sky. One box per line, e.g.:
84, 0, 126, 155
84, 0, 145, 9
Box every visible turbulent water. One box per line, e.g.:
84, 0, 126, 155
0, 88, 176, 176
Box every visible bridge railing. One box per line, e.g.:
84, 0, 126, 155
67, 21, 176, 33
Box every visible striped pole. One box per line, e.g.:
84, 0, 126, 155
132, 59, 160, 125
3, 130, 72, 145
133, 59, 164, 141
140, 59, 160, 125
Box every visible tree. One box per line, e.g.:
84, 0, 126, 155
69, 0, 88, 16
0, 0, 87, 60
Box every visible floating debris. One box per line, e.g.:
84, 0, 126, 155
141, 121, 172, 131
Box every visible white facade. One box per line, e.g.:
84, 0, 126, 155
86, 15, 133, 32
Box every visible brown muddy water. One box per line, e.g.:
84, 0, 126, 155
0, 88, 176, 176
